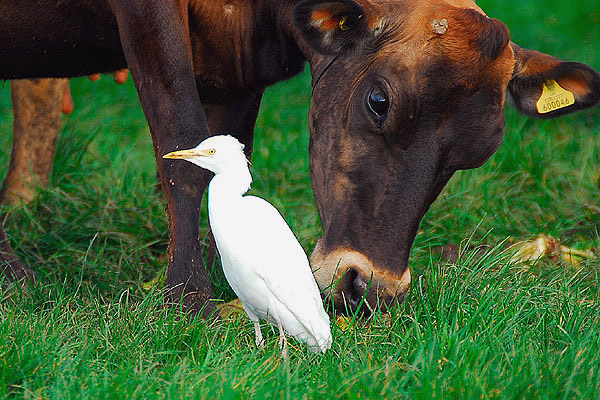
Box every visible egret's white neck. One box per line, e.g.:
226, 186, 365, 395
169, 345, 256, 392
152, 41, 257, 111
208, 162, 252, 198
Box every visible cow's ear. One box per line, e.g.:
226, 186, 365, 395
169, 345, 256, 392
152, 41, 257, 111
294, 0, 369, 55
508, 43, 600, 118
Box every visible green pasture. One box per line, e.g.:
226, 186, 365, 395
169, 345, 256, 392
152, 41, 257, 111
1, 0, 599, 398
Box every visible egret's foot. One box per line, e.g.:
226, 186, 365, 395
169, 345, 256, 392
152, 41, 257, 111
253, 321, 265, 348
278, 321, 288, 359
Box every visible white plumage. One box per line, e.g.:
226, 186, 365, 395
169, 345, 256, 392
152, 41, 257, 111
163, 135, 332, 354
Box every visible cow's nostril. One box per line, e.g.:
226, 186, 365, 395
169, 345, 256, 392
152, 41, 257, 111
351, 270, 369, 303
340, 268, 386, 315
353, 273, 369, 296
339, 267, 372, 312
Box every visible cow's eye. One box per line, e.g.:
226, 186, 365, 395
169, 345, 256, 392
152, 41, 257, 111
366, 86, 389, 118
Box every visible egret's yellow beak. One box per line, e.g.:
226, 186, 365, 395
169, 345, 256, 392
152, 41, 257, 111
162, 148, 210, 160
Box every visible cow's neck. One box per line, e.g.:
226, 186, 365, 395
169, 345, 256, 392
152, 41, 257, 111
189, 0, 308, 100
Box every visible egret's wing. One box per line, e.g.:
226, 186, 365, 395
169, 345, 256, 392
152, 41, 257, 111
240, 196, 321, 294
240, 196, 329, 342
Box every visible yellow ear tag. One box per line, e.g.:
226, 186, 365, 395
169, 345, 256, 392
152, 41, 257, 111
536, 79, 575, 114
339, 16, 349, 31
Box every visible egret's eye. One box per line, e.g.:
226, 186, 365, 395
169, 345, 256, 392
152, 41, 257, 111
207, 149, 216, 155
366, 86, 389, 118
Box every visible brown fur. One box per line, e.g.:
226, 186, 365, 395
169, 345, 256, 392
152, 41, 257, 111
1, 79, 67, 205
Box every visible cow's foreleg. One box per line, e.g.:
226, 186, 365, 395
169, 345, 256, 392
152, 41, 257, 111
1, 78, 67, 288
202, 91, 264, 266
109, 0, 215, 317
1, 79, 67, 205
0, 222, 34, 289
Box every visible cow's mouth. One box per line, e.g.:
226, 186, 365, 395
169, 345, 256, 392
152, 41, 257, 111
309, 240, 411, 315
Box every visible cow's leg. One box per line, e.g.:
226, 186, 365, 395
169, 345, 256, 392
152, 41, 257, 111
109, 0, 221, 317
1, 79, 67, 205
0, 222, 34, 288
1, 78, 66, 288
202, 91, 264, 266
202, 91, 263, 157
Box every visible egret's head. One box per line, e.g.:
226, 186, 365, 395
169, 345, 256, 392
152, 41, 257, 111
163, 135, 248, 175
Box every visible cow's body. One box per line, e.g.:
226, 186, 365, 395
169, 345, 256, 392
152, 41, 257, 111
1, 0, 599, 315
0, 1, 124, 79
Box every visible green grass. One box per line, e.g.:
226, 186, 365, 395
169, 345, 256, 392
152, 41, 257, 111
1, 0, 600, 398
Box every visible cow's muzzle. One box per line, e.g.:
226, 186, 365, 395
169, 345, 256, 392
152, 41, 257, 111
310, 241, 411, 315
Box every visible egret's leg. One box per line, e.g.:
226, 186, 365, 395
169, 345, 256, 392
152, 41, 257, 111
277, 321, 288, 359
243, 306, 264, 349
253, 321, 264, 348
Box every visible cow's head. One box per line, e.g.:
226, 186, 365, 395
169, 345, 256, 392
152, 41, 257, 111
293, 0, 600, 313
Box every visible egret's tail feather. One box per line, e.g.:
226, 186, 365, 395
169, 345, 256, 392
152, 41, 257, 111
282, 308, 332, 353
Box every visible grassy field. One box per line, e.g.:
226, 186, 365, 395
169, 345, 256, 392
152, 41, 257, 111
1, 0, 599, 398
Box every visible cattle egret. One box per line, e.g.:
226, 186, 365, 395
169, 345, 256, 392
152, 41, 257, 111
163, 135, 332, 355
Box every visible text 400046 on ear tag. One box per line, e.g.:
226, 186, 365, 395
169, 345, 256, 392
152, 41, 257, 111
536, 79, 575, 114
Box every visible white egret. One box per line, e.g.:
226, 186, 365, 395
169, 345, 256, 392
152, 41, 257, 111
163, 135, 332, 355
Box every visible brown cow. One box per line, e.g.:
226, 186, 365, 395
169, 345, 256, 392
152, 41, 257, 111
1, 0, 599, 315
